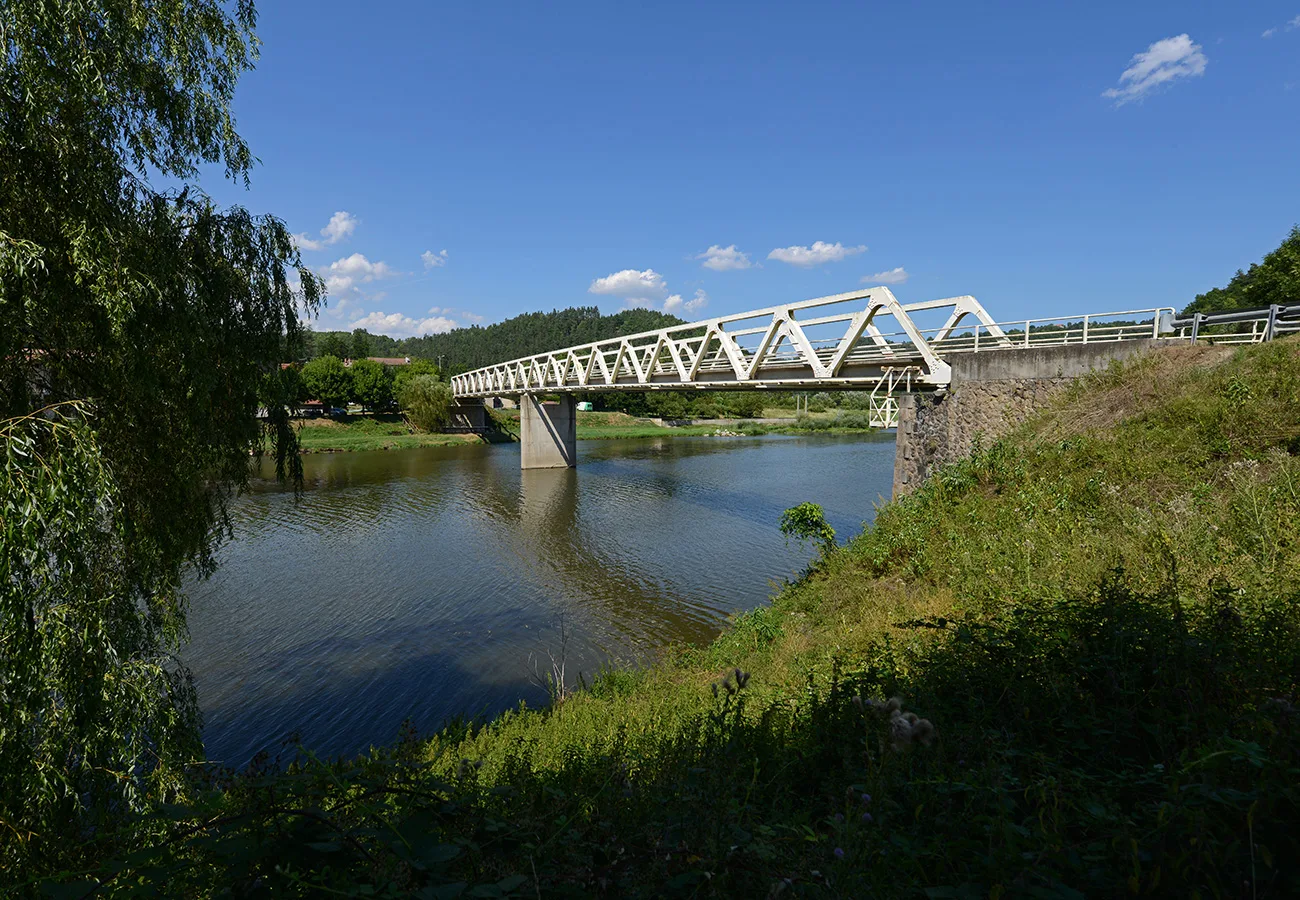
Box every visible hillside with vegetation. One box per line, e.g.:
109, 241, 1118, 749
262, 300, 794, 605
38, 338, 1299, 897
1183, 226, 1300, 316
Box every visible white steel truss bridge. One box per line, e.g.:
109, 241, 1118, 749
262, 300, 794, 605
449, 289, 1294, 467
452, 287, 1171, 400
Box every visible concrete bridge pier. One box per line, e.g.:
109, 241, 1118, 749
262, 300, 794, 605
520, 393, 577, 469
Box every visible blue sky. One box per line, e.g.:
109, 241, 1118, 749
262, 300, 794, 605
203, 2, 1300, 338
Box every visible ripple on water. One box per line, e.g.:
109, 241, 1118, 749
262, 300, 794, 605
184, 432, 896, 763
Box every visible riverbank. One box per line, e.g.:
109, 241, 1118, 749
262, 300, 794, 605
65, 340, 1300, 896
288, 409, 875, 452
292, 414, 491, 451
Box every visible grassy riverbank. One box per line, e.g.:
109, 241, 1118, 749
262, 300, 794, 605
51, 341, 1300, 896
292, 414, 491, 452
288, 409, 876, 453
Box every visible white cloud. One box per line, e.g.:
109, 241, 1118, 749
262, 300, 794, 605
696, 244, 753, 271
767, 241, 866, 267
664, 289, 708, 315
328, 253, 395, 283
862, 267, 909, 285
348, 311, 460, 339
588, 268, 669, 301
323, 253, 397, 300
1291, 14, 1300, 29
1263, 27, 1278, 38
422, 249, 449, 269
294, 211, 357, 251
1102, 34, 1207, 105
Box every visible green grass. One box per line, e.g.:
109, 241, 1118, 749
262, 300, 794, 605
293, 414, 489, 452
41, 341, 1300, 897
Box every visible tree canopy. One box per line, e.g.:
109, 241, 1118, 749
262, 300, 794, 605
1183, 226, 1300, 316
0, 0, 321, 872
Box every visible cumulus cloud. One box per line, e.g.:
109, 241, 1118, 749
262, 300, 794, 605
347, 310, 460, 339
767, 241, 866, 267
323, 253, 397, 299
696, 244, 753, 271
664, 290, 708, 315
294, 211, 357, 251
422, 249, 449, 269
588, 268, 669, 302
862, 267, 909, 285
1102, 34, 1207, 105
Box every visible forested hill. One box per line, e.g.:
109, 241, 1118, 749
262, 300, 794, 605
306, 306, 685, 370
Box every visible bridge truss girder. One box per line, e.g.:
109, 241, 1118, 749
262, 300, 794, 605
451, 288, 1006, 399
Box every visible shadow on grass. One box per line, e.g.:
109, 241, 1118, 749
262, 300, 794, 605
47, 574, 1300, 898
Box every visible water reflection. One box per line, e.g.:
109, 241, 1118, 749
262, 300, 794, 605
184, 433, 895, 763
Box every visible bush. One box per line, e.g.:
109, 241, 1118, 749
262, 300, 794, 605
840, 391, 873, 411
779, 501, 837, 556
392, 358, 442, 397
807, 391, 837, 412
398, 375, 453, 432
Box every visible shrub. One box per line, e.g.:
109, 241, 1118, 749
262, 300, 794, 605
780, 501, 837, 556
840, 391, 873, 410
399, 375, 453, 432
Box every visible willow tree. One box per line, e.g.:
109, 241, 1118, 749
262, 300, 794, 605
0, 0, 323, 872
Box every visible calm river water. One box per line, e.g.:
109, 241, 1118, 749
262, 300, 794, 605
183, 432, 896, 764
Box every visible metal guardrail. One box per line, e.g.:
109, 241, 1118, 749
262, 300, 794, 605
1167, 304, 1300, 343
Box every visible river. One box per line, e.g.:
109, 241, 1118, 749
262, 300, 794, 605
183, 432, 896, 764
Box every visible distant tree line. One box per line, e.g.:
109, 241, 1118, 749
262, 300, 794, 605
304, 307, 686, 370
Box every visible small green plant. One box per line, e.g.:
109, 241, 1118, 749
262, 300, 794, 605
780, 501, 837, 556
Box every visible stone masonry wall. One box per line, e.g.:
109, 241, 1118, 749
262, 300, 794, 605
892, 339, 1175, 497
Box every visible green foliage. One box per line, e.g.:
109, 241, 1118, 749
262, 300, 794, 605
601, 390, 766, 420
350, 327, 373, 360
0, 0, 321, 879
300, 355, 352, 408
392, 357, 443, 396
806, 391, 836, 412
780, 501, 837, 556
399, 374, 454, 432
2, 407, 202, 876
315, 331, 351, 360
840, 391, 874, 410
348, 358, 394, 410
1183, 225, 1300, 315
